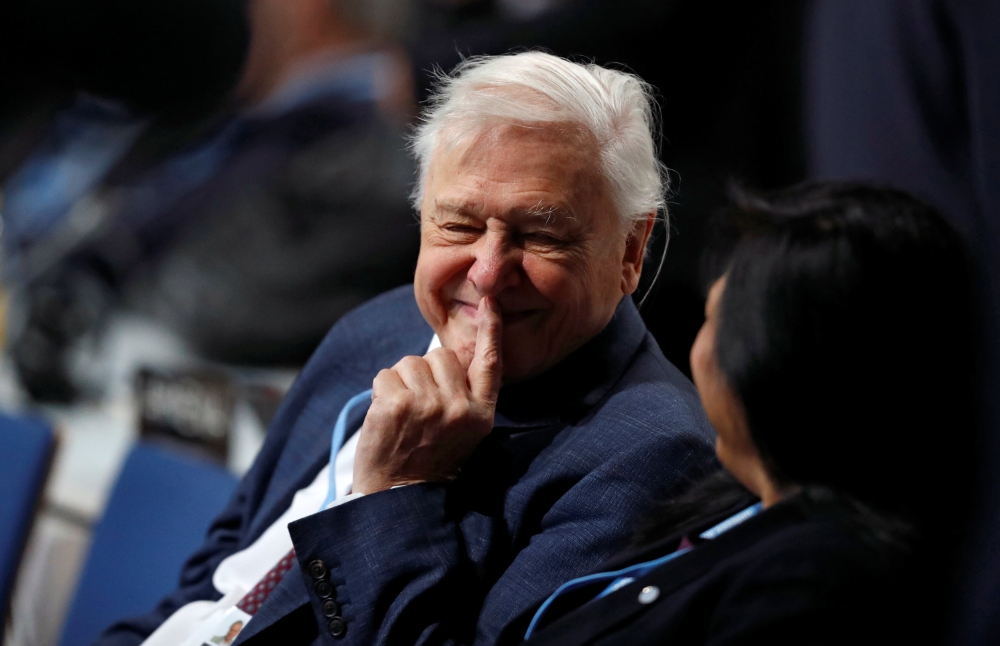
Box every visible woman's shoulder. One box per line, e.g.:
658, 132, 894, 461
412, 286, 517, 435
696, 495, 914, 642
721, 493, 909, 579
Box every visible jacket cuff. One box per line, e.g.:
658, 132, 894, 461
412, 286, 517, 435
288, 483, 458, 644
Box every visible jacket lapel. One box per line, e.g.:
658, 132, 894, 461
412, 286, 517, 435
232, 564, 311, 645
244, 386, 361, 542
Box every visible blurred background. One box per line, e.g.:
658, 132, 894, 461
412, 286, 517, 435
0, 1, 997, 645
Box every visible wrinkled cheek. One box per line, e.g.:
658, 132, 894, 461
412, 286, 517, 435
559, 289, 605, 342
416, 260, 455, 328
413, 259, 435, 313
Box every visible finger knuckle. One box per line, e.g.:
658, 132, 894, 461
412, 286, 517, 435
445, 399, 472, 424
397, 355, 424, 370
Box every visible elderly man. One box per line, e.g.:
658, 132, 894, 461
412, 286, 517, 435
96, 52, 715, 646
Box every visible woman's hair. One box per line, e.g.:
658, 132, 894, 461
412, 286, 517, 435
636, 182, 977, 547
716, 181, 977, 523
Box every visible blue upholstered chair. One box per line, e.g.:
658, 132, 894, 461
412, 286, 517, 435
59, 442, 238, 646
0, 414, 56, 623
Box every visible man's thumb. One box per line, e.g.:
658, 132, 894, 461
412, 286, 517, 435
469, 296, 502, 402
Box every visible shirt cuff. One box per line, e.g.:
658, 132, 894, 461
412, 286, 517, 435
324, 492, 366, 510
323, 485, 414, 510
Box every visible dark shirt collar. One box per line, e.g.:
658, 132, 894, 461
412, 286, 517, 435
493, 296, 648, 428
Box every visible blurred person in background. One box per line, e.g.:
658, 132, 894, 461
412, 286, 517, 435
2, 0, 419, 402
804, 3, 1000, 642
0, 0, 249, 395
0, 0, 247, 193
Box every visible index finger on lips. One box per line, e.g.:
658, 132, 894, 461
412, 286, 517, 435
468, 296, 503, 403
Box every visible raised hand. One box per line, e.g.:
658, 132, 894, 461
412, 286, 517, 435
353, 297, 503, 494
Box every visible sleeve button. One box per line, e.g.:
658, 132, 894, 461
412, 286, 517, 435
314, 580, 334, 599
321, 599, 340, 618
328, 616, 347, 639
308, 559, 328, 580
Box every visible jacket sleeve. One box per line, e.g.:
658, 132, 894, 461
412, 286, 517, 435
287, 431, 715, 646
90, 478, 252, 646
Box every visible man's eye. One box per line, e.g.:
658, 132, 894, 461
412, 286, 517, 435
523, 232, 562, 245
443, 224, 483, 236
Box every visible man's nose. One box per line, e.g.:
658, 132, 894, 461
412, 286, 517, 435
467, 233, 521, 296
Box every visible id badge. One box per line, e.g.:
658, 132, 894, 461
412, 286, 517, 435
180, 605, 252, 646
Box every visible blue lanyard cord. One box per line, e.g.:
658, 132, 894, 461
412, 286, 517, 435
524, 547, 693, 639
524, 501, 764, 640
321, 389, 373, 509
698, 502, 762, 540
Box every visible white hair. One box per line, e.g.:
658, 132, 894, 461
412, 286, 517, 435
410, 52, 670, 231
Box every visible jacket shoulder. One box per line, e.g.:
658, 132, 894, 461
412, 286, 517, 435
723, 509, 892, 582
698, 511, 905, 641
334, 284, 425, 334
264, 285, 430, 440
308, 284, 430, 366
591, 333, 715, 447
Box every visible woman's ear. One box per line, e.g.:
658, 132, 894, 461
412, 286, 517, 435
621, 213, 656, 295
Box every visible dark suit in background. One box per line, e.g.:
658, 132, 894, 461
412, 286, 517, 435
119, 91, 419, 365
804, 3, 1000, 642
95, 285, 717, 645
9, 61, 420, 400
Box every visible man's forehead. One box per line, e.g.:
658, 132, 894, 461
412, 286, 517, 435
433, 120, 598, 174
426, 128, 605, 211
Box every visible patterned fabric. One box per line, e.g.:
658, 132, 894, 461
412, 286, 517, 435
235, 549, 297, 615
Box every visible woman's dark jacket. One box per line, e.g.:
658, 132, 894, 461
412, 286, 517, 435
500, 494, 916, 646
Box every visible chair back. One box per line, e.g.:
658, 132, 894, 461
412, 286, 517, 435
0, 414, 56, 622
59, 442, 238, 646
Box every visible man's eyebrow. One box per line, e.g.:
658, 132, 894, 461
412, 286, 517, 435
433, 200, 482, 217
432, 199, 577, 224
521, 202, 577, 225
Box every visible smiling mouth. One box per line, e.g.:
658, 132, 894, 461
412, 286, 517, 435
454, 300, 540, 324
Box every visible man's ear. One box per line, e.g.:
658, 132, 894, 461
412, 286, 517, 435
621, 213, 656, 295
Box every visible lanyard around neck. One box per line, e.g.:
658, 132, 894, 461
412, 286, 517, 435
320, 389, 373, 509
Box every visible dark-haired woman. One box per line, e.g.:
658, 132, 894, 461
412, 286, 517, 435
496, 182, 977, 645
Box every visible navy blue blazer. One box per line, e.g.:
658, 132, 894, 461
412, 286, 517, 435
95, 285, 716, 646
